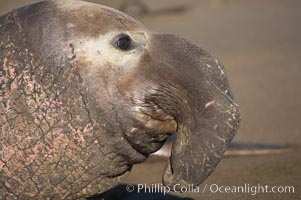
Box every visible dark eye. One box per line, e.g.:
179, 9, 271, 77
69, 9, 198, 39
116, 34, 132, 51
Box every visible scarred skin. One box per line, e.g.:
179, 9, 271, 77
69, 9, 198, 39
0, 0, 240, 199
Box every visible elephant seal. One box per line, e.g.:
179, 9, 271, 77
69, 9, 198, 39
0, 0, 240, 199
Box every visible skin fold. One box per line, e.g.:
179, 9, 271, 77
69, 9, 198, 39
0, 0, 240, 199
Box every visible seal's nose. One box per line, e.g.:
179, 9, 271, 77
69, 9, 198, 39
147, 34, 240, 188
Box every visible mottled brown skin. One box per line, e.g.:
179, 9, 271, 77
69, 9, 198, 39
0, 0, 240, 199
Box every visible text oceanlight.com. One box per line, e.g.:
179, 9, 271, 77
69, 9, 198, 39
126, 183, 295, 195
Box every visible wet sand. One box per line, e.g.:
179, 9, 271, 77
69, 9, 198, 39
122, 149, 301, 200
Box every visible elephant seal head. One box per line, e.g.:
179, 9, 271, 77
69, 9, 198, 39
0, 0, 240, 199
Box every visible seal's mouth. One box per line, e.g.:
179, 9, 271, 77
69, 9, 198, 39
123, 103, 177, 155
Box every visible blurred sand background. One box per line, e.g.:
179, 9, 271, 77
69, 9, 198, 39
0, 0, 300, 199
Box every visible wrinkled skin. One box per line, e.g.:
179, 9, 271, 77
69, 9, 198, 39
0, 0, 240, 199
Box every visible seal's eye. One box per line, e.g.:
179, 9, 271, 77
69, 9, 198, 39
116, 34, 132, 51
